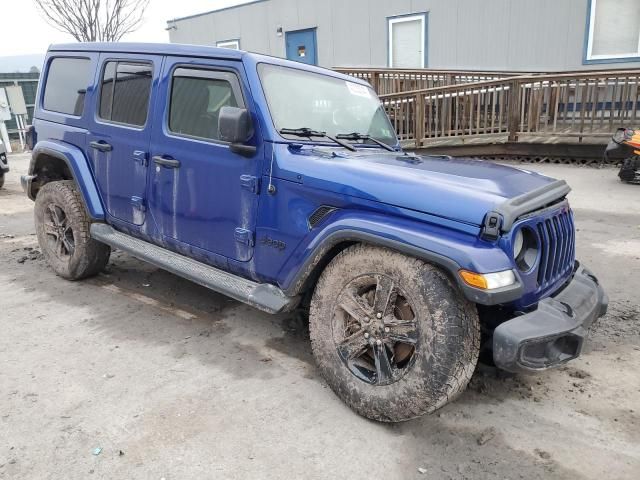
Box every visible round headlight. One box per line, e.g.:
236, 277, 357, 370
513, 230, 524, 259
514, 228, 539, 272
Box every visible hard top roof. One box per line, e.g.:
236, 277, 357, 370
47, 42, 370, 86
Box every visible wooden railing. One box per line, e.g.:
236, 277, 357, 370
334, 67, 528, 95
377, 70, 640, 148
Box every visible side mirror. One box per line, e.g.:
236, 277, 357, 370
219, 106, 256, 157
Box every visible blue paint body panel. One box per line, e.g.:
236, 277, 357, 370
28, 42, 579, 310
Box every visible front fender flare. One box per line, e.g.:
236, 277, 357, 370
281, 212, 524, 305
28, 140, 105, 220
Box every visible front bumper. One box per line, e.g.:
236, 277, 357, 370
493, 263, 608, 373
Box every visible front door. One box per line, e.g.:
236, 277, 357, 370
88, 53, 160, 225
148, 57, 261, 262
285, 28, 318, 65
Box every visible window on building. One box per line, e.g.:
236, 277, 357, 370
43, 57, 91, 116
98, 61, 152, 126
216, 40, 240, 50
169, 68, 241, 141
586, 0, 640, 61
388, 14, 426, 68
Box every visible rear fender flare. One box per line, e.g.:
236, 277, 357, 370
29, 140, 105, 220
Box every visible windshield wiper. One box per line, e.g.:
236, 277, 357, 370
335, 132, 395, 152
279, 127, 356, 151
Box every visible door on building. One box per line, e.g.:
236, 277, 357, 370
285, 28, 318, 65
388, 14, 427, 68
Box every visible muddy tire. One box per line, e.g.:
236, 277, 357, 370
309, 244, 480, 422
0, 173, 4, 189
34, 180, 110, 280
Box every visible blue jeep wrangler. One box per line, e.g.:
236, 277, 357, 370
22, 43, 607, 422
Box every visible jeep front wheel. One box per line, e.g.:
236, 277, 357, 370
309, 244, 480, 422
35, 180, 110, 280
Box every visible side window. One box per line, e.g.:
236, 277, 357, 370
168, 68, 242, 142
98, 61, 152, 127
43, 57, 91, 116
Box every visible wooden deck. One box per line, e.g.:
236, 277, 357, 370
338, 68, 640, 161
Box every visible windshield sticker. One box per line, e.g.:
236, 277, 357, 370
346, 82, 371, 98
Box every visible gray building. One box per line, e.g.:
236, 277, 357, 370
167, 0, 640, 71
0, 72, 39, 140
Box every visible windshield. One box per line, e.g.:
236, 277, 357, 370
258, 63, 397, 146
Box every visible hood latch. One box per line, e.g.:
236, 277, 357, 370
482, 212, 502, 241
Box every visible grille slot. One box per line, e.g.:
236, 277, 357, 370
308, 206, 336, 229
536, 209, 575, 288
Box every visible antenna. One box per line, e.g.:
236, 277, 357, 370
267, 146, 276, 194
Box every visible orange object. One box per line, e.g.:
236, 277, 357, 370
627, 131, 640, 150
459, 270, 488, 289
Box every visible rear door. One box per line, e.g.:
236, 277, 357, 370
148, 57, 261, 262
87, 53, 161, 225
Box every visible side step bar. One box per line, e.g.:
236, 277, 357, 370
90, 223, 299, 314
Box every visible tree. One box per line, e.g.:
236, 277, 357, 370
34, 0, 150, 42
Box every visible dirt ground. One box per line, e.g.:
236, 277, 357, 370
1, 153, 639, 480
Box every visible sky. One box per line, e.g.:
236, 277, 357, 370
0, 0, 254, 57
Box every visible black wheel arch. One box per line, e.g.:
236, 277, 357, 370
28, 148, 75, 200
285, 230, 463, 295
285, 229, 523, 306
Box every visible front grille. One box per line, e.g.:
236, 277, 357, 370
536, 209, 575, 288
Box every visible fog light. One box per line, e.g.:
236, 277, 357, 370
459, 269, 516, 290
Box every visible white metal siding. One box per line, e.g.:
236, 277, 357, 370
168, 0, 640, 71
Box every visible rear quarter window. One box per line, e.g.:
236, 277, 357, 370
43, 57, 92, 116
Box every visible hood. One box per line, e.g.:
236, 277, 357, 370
275, 146, 562, 226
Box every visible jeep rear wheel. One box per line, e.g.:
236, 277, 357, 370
0, 173, 4, 189
35, 180, 110, 280
309, 244, 480, 422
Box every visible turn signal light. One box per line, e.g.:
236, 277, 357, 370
459, 269, 516, 290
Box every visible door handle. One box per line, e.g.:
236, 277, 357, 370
89, 140, 112, 152
153, 156, 181, 168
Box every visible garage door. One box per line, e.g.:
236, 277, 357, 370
389, 15, 426, 68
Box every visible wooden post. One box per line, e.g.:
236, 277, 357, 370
507, 79, 521, 142
415, 93, 425, 148
371, 72, 380, 94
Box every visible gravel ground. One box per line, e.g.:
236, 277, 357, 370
1, 153, 639, 479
